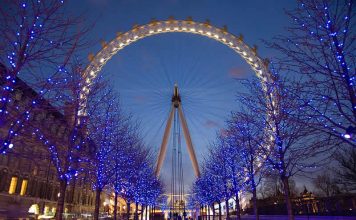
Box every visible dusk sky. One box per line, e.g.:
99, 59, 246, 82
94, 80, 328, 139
66, 0, 298, 191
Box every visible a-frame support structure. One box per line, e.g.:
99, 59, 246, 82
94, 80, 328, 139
155, 84, 200, 177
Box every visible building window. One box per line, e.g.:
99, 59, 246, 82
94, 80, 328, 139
20, 179, 28, 196
8, 176, 18, 194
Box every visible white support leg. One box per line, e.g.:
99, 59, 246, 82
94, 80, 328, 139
178, 105, 200, 177
155, 105, 175, 176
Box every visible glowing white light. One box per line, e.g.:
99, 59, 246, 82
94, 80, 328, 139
344, 133, 351, 139
174, 27, 179, 31
182, 27, 187, 31
229, 42, 234, 46
222, 38, 226, 42
149, 30, 154, 34
126, 39, 130, 43
249, 57, 253, 62
190, 28, 196, 32
243, 51, 247, 56
134, 35, 138, 39
207, 31, 212, 36
90, 71, 95, 76
100, 58, 104, 63
9, 143, 13, 149
198, 30, 203, 33
157, 28, 162, 32
119, 43, 125, 47
214, 34, 219, 39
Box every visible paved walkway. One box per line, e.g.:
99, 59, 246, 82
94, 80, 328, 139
240, 216, 356, 220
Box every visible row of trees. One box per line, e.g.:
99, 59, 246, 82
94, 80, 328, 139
191, 1, 355, 220
0, 1, 163, 220
86, 88, 163, 220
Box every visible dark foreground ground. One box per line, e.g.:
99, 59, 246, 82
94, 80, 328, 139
240, 216, 356, 220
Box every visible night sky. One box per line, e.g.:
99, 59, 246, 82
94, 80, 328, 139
66, 0, 298, 192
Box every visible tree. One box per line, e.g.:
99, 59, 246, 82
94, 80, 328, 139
334, 147, 356, 191
268, 0, 355, 147
0, 0, 90, 152
191, 166, 224, 220
134, 165, 163, 220
237, 73, 326, 220
110, 115, 134, 220
86, 89, 121, 220
259, 175, 298, 199
225, 111, 265, 220
313, 171, 340, 196
40, 64, 105, 220
205, 140, 234, 220
121, 140, 146, 220
259, 175, 284, 200
110, 127, 161, 220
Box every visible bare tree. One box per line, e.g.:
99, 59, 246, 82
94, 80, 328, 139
237, 74, 327, 220
334, 147, 356, 191
259, 175, 298, 200
268, 0, 355, 147
313, 171, 340, 196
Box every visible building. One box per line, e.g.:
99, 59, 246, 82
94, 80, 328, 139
0, 63, 98, 218
244, 186, 356, 216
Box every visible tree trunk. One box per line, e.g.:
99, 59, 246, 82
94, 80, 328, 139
207, 205, 210, 220
218, 202, 221, 220
235, 193, 241, 220
212, 204, 215, 220
114, 192, 118, 220
282, 176, 294, 220
225, 199, 230, 220
251, 180, 259, 220
94, 188, 102, 220
145, 205, 148, 220
149, 205, 152, 220
141, 204, 144, 220
252, 187, 259, 220
127, 201, 131, 220
135, 202, 139, 220
55, 179, 67, 220
200, 206, 202, 220
203, 205, 206, 220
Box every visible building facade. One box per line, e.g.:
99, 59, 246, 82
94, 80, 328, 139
0, 64, 97, 218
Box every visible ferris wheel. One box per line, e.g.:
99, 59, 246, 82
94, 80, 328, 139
79, 18, 276, 213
